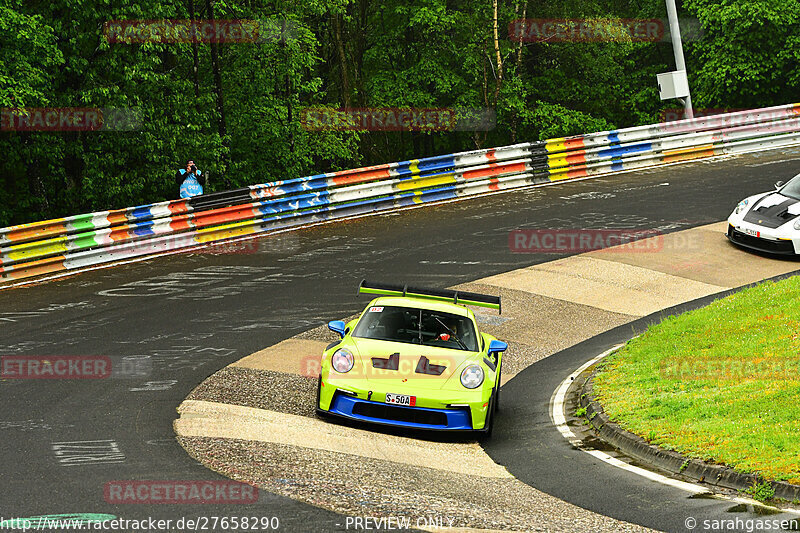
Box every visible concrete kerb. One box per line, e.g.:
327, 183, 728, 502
569, 270, 800, 503
579, 373, 800, 502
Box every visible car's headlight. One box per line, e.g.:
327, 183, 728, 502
735, 199, 749, 214
460, 364, 484, 389
793, 218, 800, 231
331, 349, 354, 373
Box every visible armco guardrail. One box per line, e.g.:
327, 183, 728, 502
1, 102, 799, 284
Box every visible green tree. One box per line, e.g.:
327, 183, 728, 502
683, 0, 800, 108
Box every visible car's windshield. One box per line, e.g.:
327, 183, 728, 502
352, 305, 479, 352
779, 174, 800, 200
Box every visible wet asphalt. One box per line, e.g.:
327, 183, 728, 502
1, 147, 799, 531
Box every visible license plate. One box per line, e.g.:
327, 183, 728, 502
743, 227, 760, 237
385, 393, 416, 406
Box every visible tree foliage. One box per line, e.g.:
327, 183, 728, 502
0, 0, 796, 226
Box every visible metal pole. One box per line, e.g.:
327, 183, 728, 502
665, 0, 693, 119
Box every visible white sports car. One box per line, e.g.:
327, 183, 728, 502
727, 173, 800, 255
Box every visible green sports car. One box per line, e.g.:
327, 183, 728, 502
316, 280, 507, 435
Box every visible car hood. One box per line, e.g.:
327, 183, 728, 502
347, 337, 478, 390
742, 192, 800, 229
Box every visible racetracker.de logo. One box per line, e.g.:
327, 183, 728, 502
103, 19, 295, 43
300, 107, 496, 132
1, 356, 112, 379
660, 358, 800, 381
508, 18, 703, 43
0, 108, 141, 132
104, 481, 258, 504
659, 108, 800, 134
300, 353, 460, 379
509, 229, 663, 254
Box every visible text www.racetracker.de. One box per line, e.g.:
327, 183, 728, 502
0, 516, 281, 531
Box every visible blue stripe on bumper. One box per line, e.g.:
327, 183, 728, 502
329, 393, 473, 430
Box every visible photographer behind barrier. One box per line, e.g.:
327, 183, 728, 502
175, 159, 206, 198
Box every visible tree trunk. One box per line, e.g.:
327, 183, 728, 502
492, 0, 504, 105
282, 17, 295, 155
354, 0, 368, 106
510, 0, 527, 143
332, 14, 350, 107
189, 0, 200, 102
205, 0, 230, 185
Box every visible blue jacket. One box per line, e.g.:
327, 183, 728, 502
176, 168, 205, 198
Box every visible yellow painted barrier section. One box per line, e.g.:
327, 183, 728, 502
395, 173, 457, 191
545, 138, 567, 153
547, 167, 573, 181
663, 144, 717, 163
547, 155, 570, 169
6, 239, 68, 262
195, 220, 259, 243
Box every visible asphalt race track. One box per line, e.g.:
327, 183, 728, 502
484, 280, 800, 532
2, 148, 800, 531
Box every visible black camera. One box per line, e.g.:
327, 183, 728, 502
190, 165, 197, 173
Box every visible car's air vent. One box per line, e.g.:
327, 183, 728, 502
729, 228, 795, 253
371, 352, 399, 370
415, 356, 446, 376
352, 402, 447, 426
744, 197, 798, 229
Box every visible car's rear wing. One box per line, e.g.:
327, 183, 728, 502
358, 280, 502, 314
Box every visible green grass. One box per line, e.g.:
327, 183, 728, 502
745, 480, 776, 502
593, 276, 800, 484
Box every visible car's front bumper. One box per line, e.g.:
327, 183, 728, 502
318, 379, 490, 430
326, 392, 475, 430
726, 223, 797, 255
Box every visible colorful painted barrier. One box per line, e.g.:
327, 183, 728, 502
1, 102, 799, 284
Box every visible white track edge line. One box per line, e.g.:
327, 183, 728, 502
549, 344, 800, 515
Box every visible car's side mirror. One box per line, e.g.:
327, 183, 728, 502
487, 340, 508, 355
328, 320, 346, 339
775, 181, 785, 190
